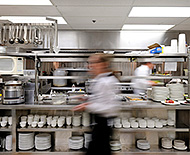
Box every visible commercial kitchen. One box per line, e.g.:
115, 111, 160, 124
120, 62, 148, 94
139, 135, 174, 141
0, 0, 190, 154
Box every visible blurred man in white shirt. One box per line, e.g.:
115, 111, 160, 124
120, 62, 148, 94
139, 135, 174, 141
132, 62, 155, 95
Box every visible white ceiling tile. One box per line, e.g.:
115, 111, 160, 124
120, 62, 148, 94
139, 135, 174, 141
124, 17, 187, 25
179, 18, 190, 24
51, 0, 134, 6
57, 6, 131, 17
133, 0, 190, 6
64, 16, 126, 25
71, 24, 122, 30
0, 6, 60, 16
58, 24, 72, 30
171, 24, 190, 30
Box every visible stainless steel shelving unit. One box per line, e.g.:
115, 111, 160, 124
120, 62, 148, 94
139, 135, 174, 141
0, 51, 190, 155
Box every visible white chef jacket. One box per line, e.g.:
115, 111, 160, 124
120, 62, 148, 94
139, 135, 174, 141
86, 72, 120, 118
132, 65, 151, 94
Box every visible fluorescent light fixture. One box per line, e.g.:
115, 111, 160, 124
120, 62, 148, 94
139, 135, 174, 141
122, 24, 175, 30
129, 7, 190, 17
0, 16, 67, 24
0, 0, 52, 5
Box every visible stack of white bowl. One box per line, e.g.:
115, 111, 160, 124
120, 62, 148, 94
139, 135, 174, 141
137, 140, 150, 150
122, 118, 130, 129
84, 132, 92, 149
161, 137, 172, 149
18, 133, 34, 150
82, 112, 90, 127
167, 84, 184, 101
152, 87, 169, 101
69, 136, 84, 150
173, 140, 187, 150
110, 141, 121, 151
114, 117, 122, 128
35, 133, 51, 150
5, 135, 12, 151
72, 115, 81, 127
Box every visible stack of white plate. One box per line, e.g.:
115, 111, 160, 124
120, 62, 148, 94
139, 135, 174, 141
18, 133, 34, 150
82, 112, 90, 127
35, 133, 51, 150
5, 135, 12, 151
84, 132, 92, 149
167, 84, 184, 101
173, 140, 187, 150
152, 87, 169, 101
72, 115, 81, 127
161, 137, 172, 149
69, 136, 84, 150
137, 140, 150, 150
110, 141, 121, 151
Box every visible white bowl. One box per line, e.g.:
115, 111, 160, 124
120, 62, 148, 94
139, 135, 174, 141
38, 122, 44, 128
31, 121, 37, 128
20, 121, 26, 128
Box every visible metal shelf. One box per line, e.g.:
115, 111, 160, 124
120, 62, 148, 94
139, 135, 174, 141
39, 76, 88, 80
17, 126, 91, 132
116, 127, 189, 132
51, 87, 85, 90
0, 127, 12, 132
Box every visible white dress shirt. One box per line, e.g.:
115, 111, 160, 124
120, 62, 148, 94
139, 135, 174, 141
86, 72, 120, 118
132, 65, 151, 94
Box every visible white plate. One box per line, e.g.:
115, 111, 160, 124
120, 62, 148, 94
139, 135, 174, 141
161, 101, 180, 106
173, 145, 187, 151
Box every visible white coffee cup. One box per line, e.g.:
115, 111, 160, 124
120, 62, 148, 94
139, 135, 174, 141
66, 116, 72, 126
51, 119, 57, 128
38, 121, 44, 128
8, 117, 12, 126
20, 121, 26, 128
31, 121, 37, 128
1, 121, 7, 127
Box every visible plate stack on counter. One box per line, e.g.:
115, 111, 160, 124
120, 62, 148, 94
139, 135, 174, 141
5, 135, 12, 151
18, 133, 34, 150
161, 137, 172, 149
35, 133, 51, 151
167, 84, 184, 101
110, 141, 121, 151
173, 140, 187, 150
84, 132, 92, 149
151, 87, 169, 101
137, 140, 150, 150
69, 136, 84, 150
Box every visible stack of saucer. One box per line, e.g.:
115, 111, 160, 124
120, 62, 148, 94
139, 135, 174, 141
173, 140, 187, 150
110, 141, 121, 151
137, 140, 150, 150
5, 135, 12, 151
84, 132, 92, 149
35, 133, 51, 150
167, 84, 184, 101
152, 87, 169, 101
18, 133, 34, 150
69, 136, 84, 150
82, 112, 90, 127
161, 137, 172, 149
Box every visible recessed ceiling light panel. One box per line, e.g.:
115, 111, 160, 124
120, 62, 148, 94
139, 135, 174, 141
129, 7, 190, 17
0, 0, 52, 5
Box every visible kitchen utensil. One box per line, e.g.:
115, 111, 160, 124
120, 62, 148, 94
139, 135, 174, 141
9, 25, 14, 44
28, 24, 32, 44
38, 27, 42, 45
2, 25, 7, 45
14, 25, 19, 44
18, 24, 24, 44
23, 24, 28, 44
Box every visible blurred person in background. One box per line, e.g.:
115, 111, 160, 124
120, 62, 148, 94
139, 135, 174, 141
132, 62, 155, 95
73, 53, 120, 155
